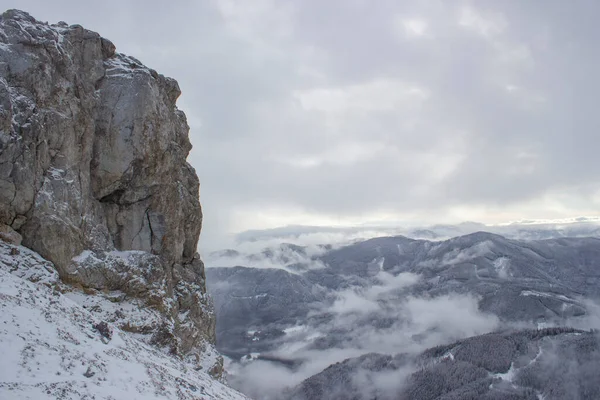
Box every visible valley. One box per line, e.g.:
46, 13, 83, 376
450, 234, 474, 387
206, 227, 600, 399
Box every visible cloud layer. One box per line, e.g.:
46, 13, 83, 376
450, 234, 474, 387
9, 1, 600, 250
224, 269, 500, 398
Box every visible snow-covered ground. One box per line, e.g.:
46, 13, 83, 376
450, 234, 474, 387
0, 242, 248, 400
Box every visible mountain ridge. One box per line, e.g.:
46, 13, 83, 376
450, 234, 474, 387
206, 231, 600, 398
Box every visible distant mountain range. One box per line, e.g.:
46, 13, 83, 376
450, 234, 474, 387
233, 217, 600, 244
206, 228, 600, 399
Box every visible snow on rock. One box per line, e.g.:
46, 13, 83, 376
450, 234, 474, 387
0, 241, 58, 286
0, 244, 249, 400
0, 8, 218, 376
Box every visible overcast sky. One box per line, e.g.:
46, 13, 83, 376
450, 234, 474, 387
6, 0, 600, 250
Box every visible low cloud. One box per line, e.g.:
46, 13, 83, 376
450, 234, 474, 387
205, 241, 328, 273
207, 221, 600, 398
223, 266, 500, 397
566, 299, 600, 331
328, 269, 421, 315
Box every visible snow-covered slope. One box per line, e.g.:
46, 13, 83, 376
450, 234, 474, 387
0, 242, 248, 400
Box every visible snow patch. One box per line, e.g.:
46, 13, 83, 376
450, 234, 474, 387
494, 362, 516, 383
521, 290, 572, 302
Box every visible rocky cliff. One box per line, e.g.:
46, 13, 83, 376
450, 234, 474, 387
0, 9, 219, 375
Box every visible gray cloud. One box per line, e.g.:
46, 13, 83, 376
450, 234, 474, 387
7, 0, 600, 250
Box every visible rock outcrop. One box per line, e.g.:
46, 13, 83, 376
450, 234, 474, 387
0, 9, 218, 374
0, 241, 248, 399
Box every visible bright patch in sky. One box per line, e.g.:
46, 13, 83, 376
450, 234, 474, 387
458, 6, 506, 37
402, 18, 428, 37
293, 79, 429, 114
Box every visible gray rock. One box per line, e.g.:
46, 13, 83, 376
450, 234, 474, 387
0, 223, 21, 245
0, 10, 217, 375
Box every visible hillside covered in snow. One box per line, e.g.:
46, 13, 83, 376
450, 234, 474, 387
0, 242, 248, 399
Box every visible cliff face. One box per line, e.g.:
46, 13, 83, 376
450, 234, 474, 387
0, 10, 217, 373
